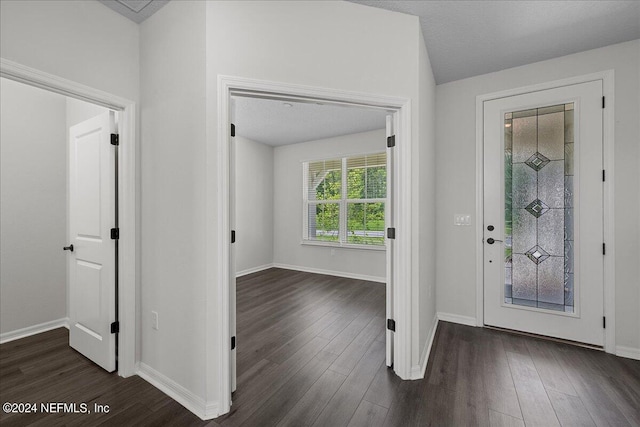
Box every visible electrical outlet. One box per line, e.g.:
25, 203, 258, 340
152, 311, 159, 330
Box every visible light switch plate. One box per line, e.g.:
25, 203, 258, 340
454, 214, 471, 226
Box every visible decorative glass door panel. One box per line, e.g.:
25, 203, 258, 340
483, 80, 604, 346
504, 104, 574, 312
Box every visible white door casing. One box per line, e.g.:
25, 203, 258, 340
483, 81, 604, 346
385, 113, 395, 367
68, 111, 117, 371
216, 76, 413, 417
230, 114, 237, 394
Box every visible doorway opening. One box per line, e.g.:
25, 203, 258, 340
0, 59, 137, 376
226, 94, 390, 422
215, 76, 413, 415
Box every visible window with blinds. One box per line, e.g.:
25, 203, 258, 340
303, 153, 387, 247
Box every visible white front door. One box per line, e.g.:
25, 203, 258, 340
483, 81, 604, 346
68, 111, 117, 371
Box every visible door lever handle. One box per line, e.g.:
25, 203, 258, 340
63, 244, 74, 252
486, 238, 503, 245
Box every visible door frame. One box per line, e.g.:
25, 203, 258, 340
212, 75, 413, 415
0, 58, 138, 376
475, 70, 615, 353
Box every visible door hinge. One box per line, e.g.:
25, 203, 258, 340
387, 135, 396, 148
602, 170, 606, 182
231, 123, 236, 137
603, 243, 606, 255
231, 336, 236, 350
387, 228, 396, 239
110, 133, 119, 146
110, 228, 119, 240
602, 96, 605, 109
231, 230, 236, 244
603, 316, 606, 328
387, 319, 396, 332
110, 321, 119, 334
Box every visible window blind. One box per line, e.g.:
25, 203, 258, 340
304, 152, 387, 247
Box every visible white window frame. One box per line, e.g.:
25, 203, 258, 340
302, 152, 387, 251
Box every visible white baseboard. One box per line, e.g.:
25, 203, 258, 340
203, 401, 220, 420
437, 312, 478, 327
136, 362, 218, 420
0, 317, 69, 344
616, 345, 640, 360
410, 315, 439, 380
236, 263, 275, 278
272, 263, 385, 283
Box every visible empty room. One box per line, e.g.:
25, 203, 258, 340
0, 0, 638, 426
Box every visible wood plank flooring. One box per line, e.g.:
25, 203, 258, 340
1, 267, 638, 426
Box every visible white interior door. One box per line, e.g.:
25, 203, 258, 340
68, 111, 117, 371
385, 113, 395, 367
483, 81, 604, 346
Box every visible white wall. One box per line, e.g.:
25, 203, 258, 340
0, 78, 67, 334
235, 136, 274, 274
435, 40, 640, 351
140, 0, 208, 401
0, 0, 139, 101
416, 35, 438, 366
273, 129, 387, 281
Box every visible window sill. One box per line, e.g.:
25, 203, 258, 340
300, 240, 386, 252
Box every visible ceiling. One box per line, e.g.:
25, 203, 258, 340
99, 0, 638, 143
232, 96, 388, 146
98, 0, 168, 23
349, 1, 640, 84
99, 1, 639, 83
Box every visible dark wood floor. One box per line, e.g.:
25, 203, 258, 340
1, 268, 638, 426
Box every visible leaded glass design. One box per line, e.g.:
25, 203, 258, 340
504, 103, 574, 312
525, 245, 550, 264
525, 199, 549, 218
525, 152, 550, 171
